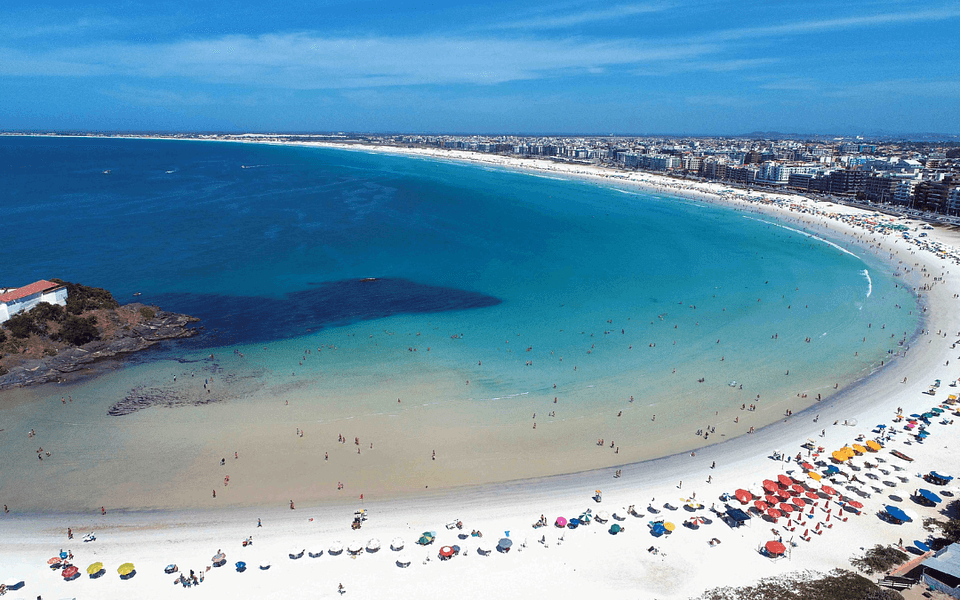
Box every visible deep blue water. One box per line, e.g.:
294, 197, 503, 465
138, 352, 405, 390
0, 136, 919, 402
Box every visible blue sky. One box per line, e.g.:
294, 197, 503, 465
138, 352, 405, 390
1, 0, 958, 134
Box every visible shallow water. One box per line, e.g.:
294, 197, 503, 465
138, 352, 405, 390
0, 137, 920, 511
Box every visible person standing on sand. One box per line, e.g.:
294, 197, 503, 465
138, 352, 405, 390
258, 518, 262, 528
101, 506, 105, 515
290, 500, 295, 510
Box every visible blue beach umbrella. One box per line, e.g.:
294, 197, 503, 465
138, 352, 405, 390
650, 523, 666, 537
235, 561, 246, 572
914, 541, 931, 552
918, 489, 942, 504
884, 505, 911, 523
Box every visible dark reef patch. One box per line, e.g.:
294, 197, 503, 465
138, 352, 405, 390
150, 277, 501, 346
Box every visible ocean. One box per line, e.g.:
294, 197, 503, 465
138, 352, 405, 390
0, 136, 920, 510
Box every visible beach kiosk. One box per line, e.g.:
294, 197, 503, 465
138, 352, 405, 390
922, 543, 960, 598
724, 507, 751, 528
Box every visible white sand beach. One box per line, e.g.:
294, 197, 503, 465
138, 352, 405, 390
3, 144, 960, 599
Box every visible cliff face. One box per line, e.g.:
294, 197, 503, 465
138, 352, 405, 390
0, 303, 199, 391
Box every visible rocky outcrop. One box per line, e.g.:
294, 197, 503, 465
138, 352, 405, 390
0, 306, 199, 391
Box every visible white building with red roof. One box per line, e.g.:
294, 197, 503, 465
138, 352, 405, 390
0, 280, 68, 324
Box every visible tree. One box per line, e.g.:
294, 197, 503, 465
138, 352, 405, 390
58, 315, 100, 346
50, 279, 119, 314
924, 500, 960, 545
31, 301, 65, 324
5, 313, 37, 338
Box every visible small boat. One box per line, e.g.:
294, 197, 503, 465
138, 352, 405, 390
360, 278, 378, 282
890, 450, 914, 462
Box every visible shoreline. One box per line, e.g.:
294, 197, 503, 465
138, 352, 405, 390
4, 137, 960, 598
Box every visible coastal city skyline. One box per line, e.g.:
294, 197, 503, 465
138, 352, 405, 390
3, 0, 959, 134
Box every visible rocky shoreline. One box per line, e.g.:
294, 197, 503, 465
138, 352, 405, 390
0, 304, 199, 391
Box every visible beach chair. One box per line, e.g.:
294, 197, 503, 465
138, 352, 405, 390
801, 529, 811, 542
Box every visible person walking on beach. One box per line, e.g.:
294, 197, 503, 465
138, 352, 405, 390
290, 500, 295, 510
257, 518, 262, 528
101, 506, 105, 515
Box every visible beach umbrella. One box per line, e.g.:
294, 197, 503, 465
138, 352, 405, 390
791, 497, 806, 508
235, 561, 246, 572
821, 485, 837, 496
852, 444, 867, 455
367, 538, 381, 552
390, 537, 405, 551
47, 556, 62, 565
329, 541, 343, 554
663, 522, 675, 532
754, 500, 769, 512
804, 491, 819, 500
439, 546, 454, 558
609, 524, 622, 534
791, 484, 805, 495
919, 489, 943, 504
777, 475, 792, 487
931, 407, 944, 414
117, 563, 135, 577
884, 505, 911, 523
762, 480, 779, 493
800, 462, 815, 471
87, 562, 104, 576
555, 517, 567, 528
498, 538, 513, 550
347, 542, 363, 554
3, 579, 24, 591
62, 565, 79, 580
396, 552, 411, 567
766, 508, 782, 520
915, 540, 931, 552
866, 440, 882, 452
765, 540, 786, 556
734, 489, 752, 504
60, 550, 68, 559
650, 523, 666, 536
597, 510, 610, 522
831, 450, 849, 462
778, 502, 795, 513
845, 499, 863, 510
764, 494, 779, 505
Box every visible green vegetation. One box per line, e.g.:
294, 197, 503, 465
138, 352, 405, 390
851, 545, 910, 574
0, 329, 6, 343
58, 315, 100, 346
31, 301, 65, 324
51, 279, 119, 314
924, 499, 960, 545
5, 312, 39, 338
695, 569, 902, 600
139, 306, 156, 320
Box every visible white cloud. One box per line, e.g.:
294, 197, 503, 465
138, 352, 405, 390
492, 3, 671, 30
0, 33, 716, 88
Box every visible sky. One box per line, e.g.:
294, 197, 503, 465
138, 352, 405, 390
1, 0, 958, 135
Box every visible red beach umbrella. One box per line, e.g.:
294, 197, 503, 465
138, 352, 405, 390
765, 540, 786, 556
754, 500, 769, 512
777, 474, 793, 487
762, 480, 779, 493
439, 546, 454, 558
764, 494, 779, 505
791, 497, 806, 508
821, 485, 837, 496
734, 489, 753, 504
766, 508, 782, 519
801, 462, 815, 471
846, 499, 863, 509
62, 565, 79, 579
778, 502, 795, 513
791, 484, 805, 494
804, 491, 819, 500
47, 557, 61, 565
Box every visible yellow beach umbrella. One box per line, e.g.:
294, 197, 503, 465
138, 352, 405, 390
866, 440, 882, 452
663, 522, 675, 532
831, 450, 849, 462
841, 446, 856, 459
86, 562, 104, 575
852, 444, 868, 455
117, 563, 135, 576
808, 471, 822, 481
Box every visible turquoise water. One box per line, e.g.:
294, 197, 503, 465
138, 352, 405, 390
0, 137, 921, 509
